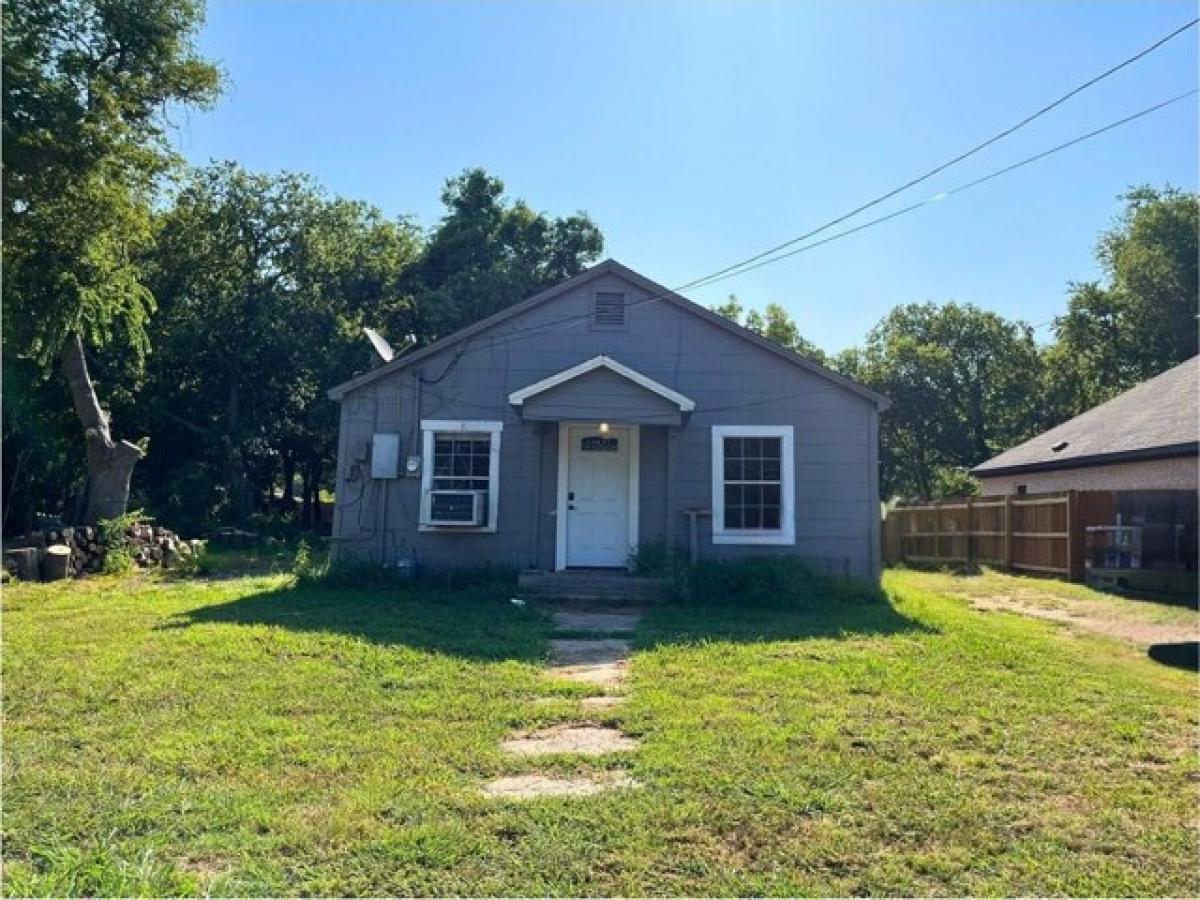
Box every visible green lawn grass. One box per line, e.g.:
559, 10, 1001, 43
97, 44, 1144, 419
3, 565, 1196, 896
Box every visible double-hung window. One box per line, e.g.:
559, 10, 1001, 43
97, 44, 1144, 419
711, 425, 795, 544
419, 420, 502, 531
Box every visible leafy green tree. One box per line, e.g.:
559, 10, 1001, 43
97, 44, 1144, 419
410, 169, 603, 340
136, 163, 421, 526
711, 295, 827, 362
2, 0, 219, 522
853, 302, 1041, 498
1043, 186, 1198, 421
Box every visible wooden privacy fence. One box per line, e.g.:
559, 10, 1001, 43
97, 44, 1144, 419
882, 491, 1114, 582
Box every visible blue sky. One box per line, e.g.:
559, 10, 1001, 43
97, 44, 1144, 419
175, 1, 1198, 353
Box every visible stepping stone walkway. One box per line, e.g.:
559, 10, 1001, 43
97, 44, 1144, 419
482, 606, 644, 799
481, 771, 637, 799
552, 610, 643, 632
547, 638, 632, 686
501, 723, 639, 756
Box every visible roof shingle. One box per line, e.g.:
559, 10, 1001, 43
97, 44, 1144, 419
972, 356, 1199, 476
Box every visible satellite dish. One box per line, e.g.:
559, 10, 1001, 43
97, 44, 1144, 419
363, 327, 395, 363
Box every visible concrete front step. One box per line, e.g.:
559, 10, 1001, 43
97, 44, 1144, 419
518, 569, 664, 603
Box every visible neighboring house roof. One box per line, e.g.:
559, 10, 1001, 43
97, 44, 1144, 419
507, 355, 696, 412
972, 356, 1199, 477
327, 258, 889, 409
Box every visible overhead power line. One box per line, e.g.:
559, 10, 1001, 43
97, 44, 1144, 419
675, 16, 1198, 293
684, 89, 1198, 289
416, 91, 1194, 417
467, 88, 1196, 356
395, 18, 1197, 361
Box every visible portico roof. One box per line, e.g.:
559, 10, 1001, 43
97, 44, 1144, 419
508, 355, 696, 412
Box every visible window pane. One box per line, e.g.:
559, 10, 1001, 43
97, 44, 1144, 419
718, 431, 785, 533
432, 433, 490, 488
743, 505, 762, 529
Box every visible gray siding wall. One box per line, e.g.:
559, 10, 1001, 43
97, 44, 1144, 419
332, 270, 881, 579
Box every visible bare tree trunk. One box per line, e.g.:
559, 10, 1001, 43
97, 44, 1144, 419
280, 451, 295, 512
61, 334, 144, 523
224, 378, 251, 523
300, 465, 313, 528
310, 464, 323, 528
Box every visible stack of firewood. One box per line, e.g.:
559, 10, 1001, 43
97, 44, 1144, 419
3, 524, 204, 581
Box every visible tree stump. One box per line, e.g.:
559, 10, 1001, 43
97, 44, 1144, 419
4, 547, 40, 581
41, 544, 72, 581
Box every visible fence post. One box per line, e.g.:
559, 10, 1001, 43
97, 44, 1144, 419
965, 496, 975, 568
1067, 489, 1082, 582
1003, 494, 1013, 572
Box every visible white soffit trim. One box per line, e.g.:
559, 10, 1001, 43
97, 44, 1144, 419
508, 355, 696, 412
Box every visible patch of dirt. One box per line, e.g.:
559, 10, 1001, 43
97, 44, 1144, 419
580, 695, 624, 710
548, 638, 631, 686
552, 610, 643, 633
969, 595, 1198, 646
480, 771, 639, 799
500, 723, 639, 756
176, 857, 227, 881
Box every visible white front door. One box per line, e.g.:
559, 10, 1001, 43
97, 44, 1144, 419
565, 424, 632, 567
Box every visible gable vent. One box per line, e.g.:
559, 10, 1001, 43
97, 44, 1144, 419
593, 291, 626, 327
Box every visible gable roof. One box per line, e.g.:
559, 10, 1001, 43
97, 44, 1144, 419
508, 354, 696, 411
972, 356, 1199, 477
327, 258, 889, 409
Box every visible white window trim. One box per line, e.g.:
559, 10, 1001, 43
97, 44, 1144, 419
419, 420, 503, 533
711, 425, 795, 546
555, 422, 640, 571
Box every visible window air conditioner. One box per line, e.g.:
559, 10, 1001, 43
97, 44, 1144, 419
425, 490, 487, 526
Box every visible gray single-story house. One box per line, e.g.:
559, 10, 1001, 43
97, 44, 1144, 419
327, 259, 889, 579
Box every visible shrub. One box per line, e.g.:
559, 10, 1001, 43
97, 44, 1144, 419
291, 539, 329, 583
97, 509, 150, 575
293, 543, 518, 591
172, 541, 212, 577
628, 540, 686, 579
676, 555, 883, 607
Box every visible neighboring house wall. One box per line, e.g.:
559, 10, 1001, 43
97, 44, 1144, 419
977, 455, 1199, 495
332, 269, 881, 579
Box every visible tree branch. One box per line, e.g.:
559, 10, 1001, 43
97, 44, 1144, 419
61, 332, 110, 441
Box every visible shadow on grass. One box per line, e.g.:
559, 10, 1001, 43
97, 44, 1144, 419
1148, 641, 1199, 671
636, 594, 935, 649
167, 576, 932, 662
168, 580, 549, 663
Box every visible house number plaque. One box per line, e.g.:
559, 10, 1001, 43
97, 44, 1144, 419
580, 436, 619, 452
